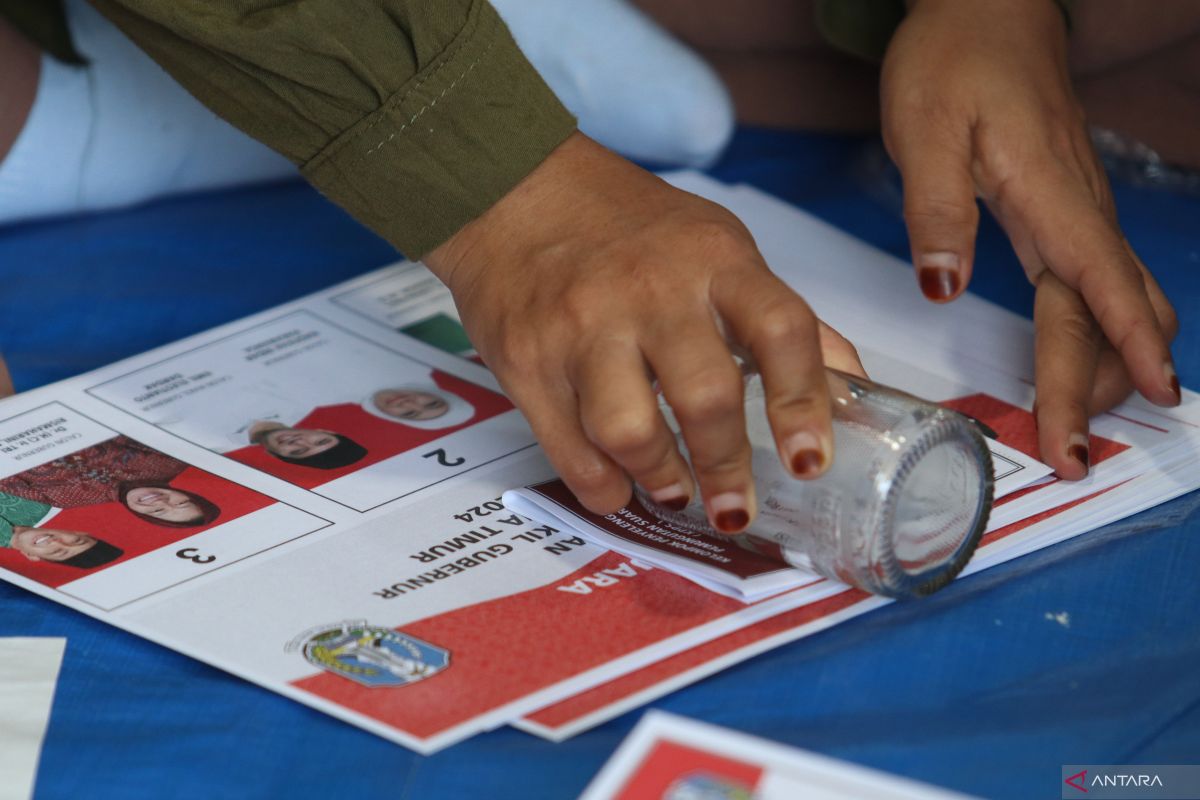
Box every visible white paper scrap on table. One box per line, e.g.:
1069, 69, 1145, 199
0, 638, 66, 800
581, 710, 978, 800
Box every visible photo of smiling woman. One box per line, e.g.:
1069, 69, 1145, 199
118, 481, 221, 528
0, 434, 220, 527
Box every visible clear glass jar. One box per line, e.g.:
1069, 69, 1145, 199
636, 370, 994, 598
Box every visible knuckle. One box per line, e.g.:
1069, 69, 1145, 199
1061, 397, 1091, 420
1111, 316, 1162, 354
752, 303, 814, 346
903, 194, 978, 227
559, 284, 604, 330
1051, 311, 1100, 349
589, 410, 661, 458
682, 215, 755, 260
1042, 395, 1090, 425
559, 455, 615, 498
669, 373, 743, 426
767, 391, 825, 420
480, 313, 546, 373
490, 335, 538, 375
690, 441, 751, 476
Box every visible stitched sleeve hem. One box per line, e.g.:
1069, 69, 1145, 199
302, 0, 577, 258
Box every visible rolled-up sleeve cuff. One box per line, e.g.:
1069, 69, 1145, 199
302, 0, 576, 258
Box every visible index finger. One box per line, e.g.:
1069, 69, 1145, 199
1033, 272, 1100, 480
713, 269, 836, 479
647, 322, 756, 535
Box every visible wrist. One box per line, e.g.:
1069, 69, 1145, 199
895, 0, 1069, 66
904, 0, 1066, 34
425, 131, 622, 295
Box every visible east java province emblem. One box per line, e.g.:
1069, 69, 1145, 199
291, 621, 450, 688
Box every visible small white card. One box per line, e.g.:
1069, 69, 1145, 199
581, 711, 978, 800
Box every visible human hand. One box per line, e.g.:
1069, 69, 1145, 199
426, 132, 865, 533
880, 0, 1179, 478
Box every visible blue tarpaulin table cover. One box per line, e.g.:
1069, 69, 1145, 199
1, 129, 1197, 799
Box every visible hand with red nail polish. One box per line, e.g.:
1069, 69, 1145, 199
429, 132, 868, 533
881, 0, 1181, 473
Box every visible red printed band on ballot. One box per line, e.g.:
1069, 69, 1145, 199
524, 587, 869, 729
615, 739, 764, 800
289, 551, 754, 739
225, 370, 514, 489
941, 393, 1128, 465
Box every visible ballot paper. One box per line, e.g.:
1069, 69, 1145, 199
509, 175, 1200, 740
503, 347, 1055, 602
580, 711, 977, 799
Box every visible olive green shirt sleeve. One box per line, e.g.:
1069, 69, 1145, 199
87, 0, 578, 257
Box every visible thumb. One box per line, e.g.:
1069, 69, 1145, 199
887, 123, 980, 303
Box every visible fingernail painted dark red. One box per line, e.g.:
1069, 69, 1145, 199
919, 268, 959, 301
790, 449, 824, 477
714, 509, 749, 533
1069, 443, 1089, 468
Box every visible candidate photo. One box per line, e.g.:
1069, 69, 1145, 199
0, 434, 275, 589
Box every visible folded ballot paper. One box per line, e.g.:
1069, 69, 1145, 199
0, 171, 1195, 755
